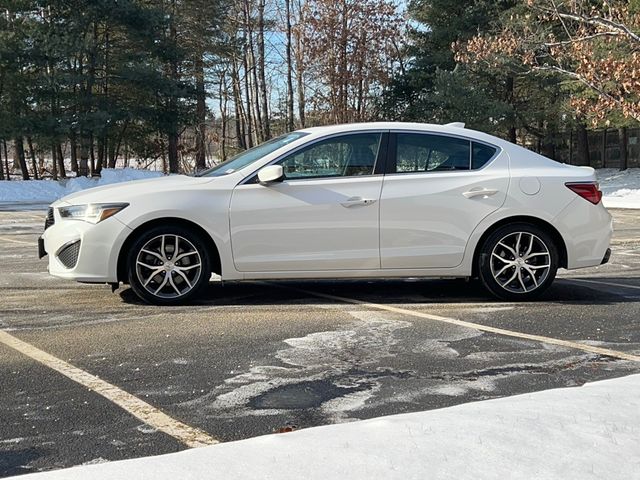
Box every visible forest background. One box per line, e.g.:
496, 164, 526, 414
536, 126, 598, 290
1, 0, 639, 180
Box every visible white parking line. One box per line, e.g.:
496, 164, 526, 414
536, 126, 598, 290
0, 236, 34, 245
0, 330, 218, 447
285, 286, 640, 363
565, 278, 640, 291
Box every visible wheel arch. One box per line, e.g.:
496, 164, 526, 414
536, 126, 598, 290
471, 215, 568, 277
117, 217, 222, 283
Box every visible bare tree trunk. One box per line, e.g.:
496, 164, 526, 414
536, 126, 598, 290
27, 136, 38, 180
294, 0, 306, 128
109, 121, 128, 168
231, 58, 246, 150
243, 0, 263, 142
618, 127, 628, 171
168, 133, 179, 173
90, 134, 97, 175
242, 49, 254, 148
195, 54, 207, 171
285, 0, 294, 131
577, 123, 590, 166
3, 141, 10, 180
14, 137, 30, 180
257, 0, 270, 139
69, 133, 79, 174
339, 0, 348, 123
56, 143, 66, 178
50, 143, 58, 181
96, 135, 105, 174
0, 140, 5, 180
167, 1, 180, 174
79, 136, 89, 177
219, 69, 229, 162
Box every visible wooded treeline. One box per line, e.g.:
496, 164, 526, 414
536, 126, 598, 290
1, 0, 639, 180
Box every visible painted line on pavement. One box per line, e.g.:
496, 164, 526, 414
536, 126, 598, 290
0, 236, 34, 245
280, 285, 640, 363
0, 330, 219, 447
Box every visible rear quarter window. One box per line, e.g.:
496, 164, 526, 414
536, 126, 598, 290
472, 142, 498, 169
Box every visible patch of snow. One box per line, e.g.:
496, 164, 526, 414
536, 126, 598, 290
597, 168, 640, 209
135, 424, 158, 435
0, 437, 24, 444
80, 458, 109, 466
180, 310, 411, 420
13, 373, 640, 480
0, 168, 163, 204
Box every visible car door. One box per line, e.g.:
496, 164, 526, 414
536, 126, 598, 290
230, 132, 386, 272
380, 131, 509, 269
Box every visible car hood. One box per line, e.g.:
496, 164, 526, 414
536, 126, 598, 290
53, 175, 215, 207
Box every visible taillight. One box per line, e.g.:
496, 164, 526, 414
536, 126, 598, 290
565, 182, 603, 205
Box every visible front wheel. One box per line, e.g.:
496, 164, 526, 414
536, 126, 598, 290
478, 223, 558, 301
127, 226, 211, 305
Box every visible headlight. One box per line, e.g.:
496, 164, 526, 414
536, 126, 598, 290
58, 203, 129, 224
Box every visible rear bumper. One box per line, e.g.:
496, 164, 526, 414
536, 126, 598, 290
555, 198, 613, 270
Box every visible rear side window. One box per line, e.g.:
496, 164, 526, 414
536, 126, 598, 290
395, 133, 470, 173
472, 142, 498, 169
392, 133, 499, 173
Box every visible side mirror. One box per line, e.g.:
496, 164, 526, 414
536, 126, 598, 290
257, 165, 284, 185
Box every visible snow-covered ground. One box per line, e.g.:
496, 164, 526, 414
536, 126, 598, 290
0, 167, 638, 209
597, 168, 640, 209
0, 168, 163, 204
13, 373, 640, 480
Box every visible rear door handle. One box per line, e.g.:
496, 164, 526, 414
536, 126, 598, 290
462, 188, 499, 198
340, 196, 377, 208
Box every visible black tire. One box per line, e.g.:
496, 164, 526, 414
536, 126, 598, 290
127, 225, 211, 305
477, 222, 558, 301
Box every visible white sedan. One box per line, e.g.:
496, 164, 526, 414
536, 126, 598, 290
40, 122, 612, 304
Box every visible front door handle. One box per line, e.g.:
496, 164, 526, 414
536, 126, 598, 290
462, 188, 499, 199
340, 196, 377, 208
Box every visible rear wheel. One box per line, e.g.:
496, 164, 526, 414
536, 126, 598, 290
478, 223, 558, 301
127, 226, 211, 305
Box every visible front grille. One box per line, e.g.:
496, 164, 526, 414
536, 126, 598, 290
45, 208, 55, 230
57, 240, 80, 269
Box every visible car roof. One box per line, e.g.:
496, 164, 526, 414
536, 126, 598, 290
298, 122, 507, 147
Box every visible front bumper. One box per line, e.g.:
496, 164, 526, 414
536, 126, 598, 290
41, 209, 132, 283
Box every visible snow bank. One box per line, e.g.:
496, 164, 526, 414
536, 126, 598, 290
0, 169, 163, 204
597, 168, 640, 209
14, 373, 640, 480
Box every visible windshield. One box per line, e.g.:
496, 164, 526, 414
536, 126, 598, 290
197, 132, 309, 177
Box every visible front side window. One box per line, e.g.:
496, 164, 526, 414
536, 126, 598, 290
198, 132, 308, 177
278, 133, 382, 180
395, 133, 471, 173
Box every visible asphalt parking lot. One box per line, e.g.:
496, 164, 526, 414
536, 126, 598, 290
1, 208, 639, 477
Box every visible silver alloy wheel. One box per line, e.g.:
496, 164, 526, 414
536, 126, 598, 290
490, 231, 551, 294
135, 234, 202, 299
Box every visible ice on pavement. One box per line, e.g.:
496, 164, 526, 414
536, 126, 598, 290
13, 373, 640, 480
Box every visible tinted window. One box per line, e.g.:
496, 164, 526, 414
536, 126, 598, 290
472, 142, 497, 169
395, 134, 471, 173
278, 133, 381, 179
